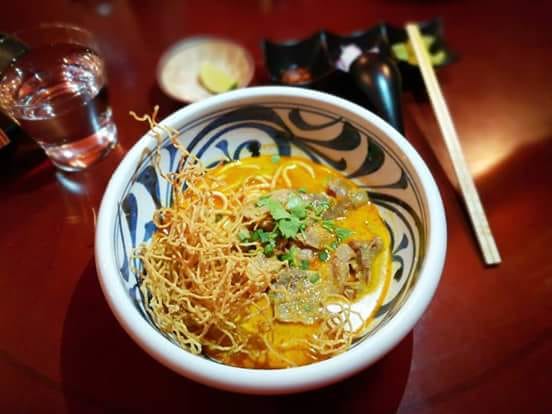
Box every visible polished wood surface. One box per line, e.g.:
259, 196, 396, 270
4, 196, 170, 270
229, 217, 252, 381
1, 1, 551, 413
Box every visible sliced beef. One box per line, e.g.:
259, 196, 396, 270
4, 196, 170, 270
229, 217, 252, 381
299, 192, 328, 203
296, 248, 314, 263
246, 255, 283, 282
327, 178, 351, 198
242, 204, 268, 220
270, 269, 329, 324
322, 198, 352, 219
331, 244, 356, 290
331, 258, 349, 289
349, 190, 369, 208
325, 179, 370, 217
299, 223, 334, 249
349, 237, 383, 281
335, 244, 355, 262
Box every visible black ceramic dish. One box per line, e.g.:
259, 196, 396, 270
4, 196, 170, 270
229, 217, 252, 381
263, 26, 404, 132
262, 32, 334, 88
262, 18, 455, 132
324, 23, 392, 64
263, 19, 454, 88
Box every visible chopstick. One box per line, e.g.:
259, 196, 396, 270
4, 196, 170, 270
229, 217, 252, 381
405, 23, 501, 266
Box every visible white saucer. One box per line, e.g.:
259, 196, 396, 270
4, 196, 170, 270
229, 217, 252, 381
157, 36, 255, 103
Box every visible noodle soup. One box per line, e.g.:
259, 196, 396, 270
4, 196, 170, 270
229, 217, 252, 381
138, 150, 392, 368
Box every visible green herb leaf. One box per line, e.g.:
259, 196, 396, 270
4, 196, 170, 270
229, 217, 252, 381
256, 196, 269, 207
252, 229, 277, 245
311, 199, 330, 216
271, 154, 281, 163
318, 250, 330, 262
257, 197, 290, 220
286, 194, 308, 219
286, 194, 304, 210
309, 273, 320, 284
300, 259, 310, 270
238, 229, 250, 242
298, 187, 307, 193
335, 227, 352, 242
321, 220, 336, 232
261, 230, 277, 244
264, 244, 274, 256
280, 246, 298, 266
278, 216, 302, 239
290, 207, 307, 219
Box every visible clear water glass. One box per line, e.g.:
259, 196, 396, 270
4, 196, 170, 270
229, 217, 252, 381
0, 24, 117, 172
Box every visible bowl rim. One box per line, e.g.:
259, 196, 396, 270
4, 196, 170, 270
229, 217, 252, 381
156, 35, 256, 103
95, 86, 446, 395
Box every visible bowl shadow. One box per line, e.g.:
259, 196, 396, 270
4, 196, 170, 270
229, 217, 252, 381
61, 259, 413, 413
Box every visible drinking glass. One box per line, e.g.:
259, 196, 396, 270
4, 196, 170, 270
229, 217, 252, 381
0, 24, 117, 172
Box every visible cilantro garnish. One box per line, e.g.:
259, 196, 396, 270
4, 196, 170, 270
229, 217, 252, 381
321, 220, 335, 232
318, 250, 330, 262
250, 229, 278, 256
238, 229, 250, 242
286, 194, 307, 219
286, 194, 303, 210
257, 197, 290, 220
300, 259, 310, 270
280, 246, 298, 266
309, 273, 320, 284
264, 244, 274, 256
311, 199, 330, 216
245, 191, 347, 256
335, 227, 352, 242
278, 216, 302, 239
251, 229, 276, 244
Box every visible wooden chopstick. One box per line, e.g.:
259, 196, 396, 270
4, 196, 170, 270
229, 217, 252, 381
405, 23, 501, 266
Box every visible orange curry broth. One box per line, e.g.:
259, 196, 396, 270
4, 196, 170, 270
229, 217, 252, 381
205, 155, 392, 368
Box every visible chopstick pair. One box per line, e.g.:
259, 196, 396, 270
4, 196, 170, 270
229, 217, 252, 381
405, 23, 501, 266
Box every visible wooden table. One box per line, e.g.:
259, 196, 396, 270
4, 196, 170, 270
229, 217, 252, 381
1, 1, 551, 413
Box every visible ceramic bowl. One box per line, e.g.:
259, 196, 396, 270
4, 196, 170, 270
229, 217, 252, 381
95, 86, 446, 395
157, 36, 255, 102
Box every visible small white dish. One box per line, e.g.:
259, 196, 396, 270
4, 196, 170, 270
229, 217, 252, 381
157, 36, 255, 103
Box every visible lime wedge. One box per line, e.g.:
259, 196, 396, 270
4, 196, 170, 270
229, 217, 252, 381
391, 35, 444, 66
391, 43, 409, 61
431, 50, 447, 66
199, 62, 237, 94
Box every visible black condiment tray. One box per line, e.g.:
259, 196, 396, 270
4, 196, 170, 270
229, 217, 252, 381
262, 18, 455, 128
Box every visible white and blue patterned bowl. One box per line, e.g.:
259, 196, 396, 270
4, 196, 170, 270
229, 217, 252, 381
95, 86, 446, 395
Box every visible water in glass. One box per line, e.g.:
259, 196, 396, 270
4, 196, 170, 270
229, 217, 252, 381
0, 43, 117, 171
